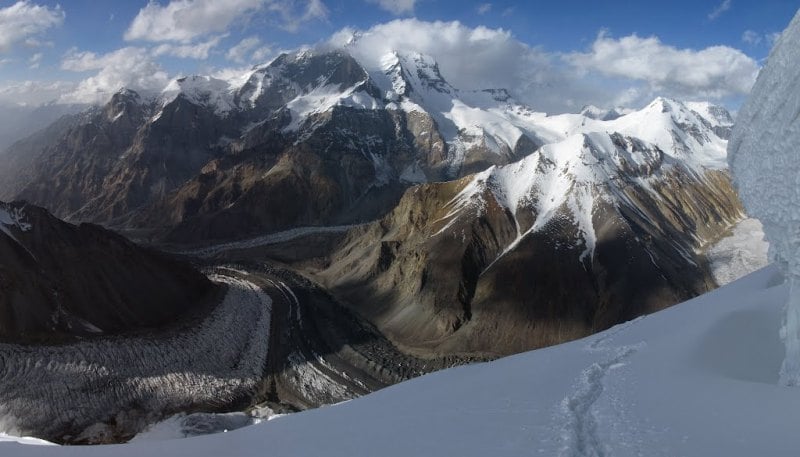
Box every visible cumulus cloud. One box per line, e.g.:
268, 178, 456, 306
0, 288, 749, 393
477, 3, 491, 15
0, 1, 64, 52
125, 0, 262, 42
742, 29, 781, 48
708, 0, 731, 21
366, 0, 416, 15
152, 35, 224, 59
250, 44, 273, 63
227, 36, 260, 63
742, 29, 761, 45
125, 0, 326, 42
226, 36, 272, 63
331, 20, 555, 96
0, 80, 76, 106
327, 20, 759, 112
566, 31, 759, 101
60, 47, 170, 103
276, 0, 328, 31
27, 51, 41, 68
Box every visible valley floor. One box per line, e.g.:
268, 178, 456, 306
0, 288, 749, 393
2, 264, 795, 456
0, 220, 793, 456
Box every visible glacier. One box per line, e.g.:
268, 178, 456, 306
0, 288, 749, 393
0, 270, 272, 442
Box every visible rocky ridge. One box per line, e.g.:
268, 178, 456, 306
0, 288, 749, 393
0, 200, 218, 342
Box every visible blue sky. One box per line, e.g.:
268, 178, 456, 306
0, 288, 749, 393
0, 0, 797, 110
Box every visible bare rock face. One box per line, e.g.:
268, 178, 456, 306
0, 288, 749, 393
0, 201, 217, 342
316, 132, 744, 357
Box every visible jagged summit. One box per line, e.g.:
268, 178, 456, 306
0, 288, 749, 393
0, 44, 736, 243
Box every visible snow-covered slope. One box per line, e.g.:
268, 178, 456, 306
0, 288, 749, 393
2, 264, 792, 457
443, 132, 667, 262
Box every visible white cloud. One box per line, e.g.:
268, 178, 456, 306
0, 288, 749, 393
329, 20, 759, 112
742, 30, 762, 45
331, 19, 548, 91
152, 35, 224, 59
227, 36, 261, 63
251, 45, 273, 63
0, 1, 64, 52
366, 0, 416, 15
128, 0, 252, 42
27, 51, 41, 68
329, 20, 583, 112
708, 0, 731, 21
0, 80, 76, 106
566, 31, 759, 101
125, 0, 263, 42
60, 47, 170, 104
261, 0, 327, 31
125, 0, 327, 42
226, 36, 274, 63
477, 3, 491, 15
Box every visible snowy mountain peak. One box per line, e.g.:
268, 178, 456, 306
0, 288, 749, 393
579, 104, 625, 121
385, 50, 456, 97
606, 97, 729, 169
112, 88, 141, 101
160, 75, 237, 117
379, 51, 410, 100
445, 130, 668, 264
104, 89, 146, 122
686, 101, 734, 127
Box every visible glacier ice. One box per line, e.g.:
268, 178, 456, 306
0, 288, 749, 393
729, 10, 800, 385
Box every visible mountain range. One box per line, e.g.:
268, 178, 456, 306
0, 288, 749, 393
0, 44, 750, 442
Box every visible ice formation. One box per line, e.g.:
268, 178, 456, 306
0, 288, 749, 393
729, 10, 800, 385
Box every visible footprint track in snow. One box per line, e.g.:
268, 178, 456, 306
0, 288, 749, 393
559, 315, 647, 457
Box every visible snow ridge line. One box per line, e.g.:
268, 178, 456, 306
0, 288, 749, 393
586, 316, 646, 351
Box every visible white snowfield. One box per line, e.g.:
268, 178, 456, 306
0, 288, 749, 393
729, 10, 800, 385
0, 271, 271, 441
1, 265, 794, 456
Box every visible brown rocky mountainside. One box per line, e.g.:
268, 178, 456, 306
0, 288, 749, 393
0, 201, 218, 342
0, 50, 540, 242
314, 132, 744, 357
